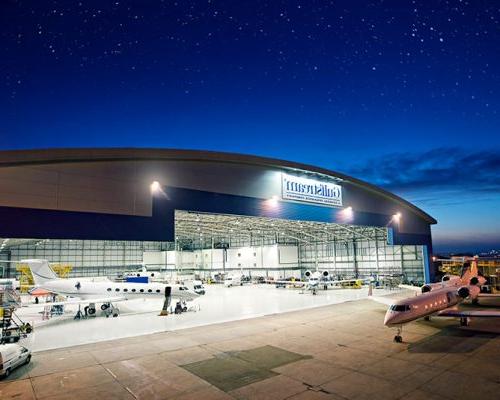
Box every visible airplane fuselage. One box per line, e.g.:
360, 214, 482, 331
384, 286, 464, 326
39, 278, 197, 301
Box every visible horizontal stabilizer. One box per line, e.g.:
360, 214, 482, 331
437, 308, 500, 318
398, 284, 421, 292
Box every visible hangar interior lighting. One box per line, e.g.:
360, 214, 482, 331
174, 210, 388, 247
392, 212, 402, 223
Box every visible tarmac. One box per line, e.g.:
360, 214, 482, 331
1, 298, 499, 399
16, 285, 395, 352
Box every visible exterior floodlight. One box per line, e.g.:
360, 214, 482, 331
393, 212, 402, 223
338, 206, 353, 222
150, 181, 161, 193
343, 206, 353, 216
268, 195, 279, 206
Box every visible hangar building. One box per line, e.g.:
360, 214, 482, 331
0, 148, 436, 284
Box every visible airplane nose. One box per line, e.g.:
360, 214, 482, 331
384, 311, 394, 326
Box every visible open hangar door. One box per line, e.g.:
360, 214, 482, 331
0, 213, 426, 285
172, 210, 426, 285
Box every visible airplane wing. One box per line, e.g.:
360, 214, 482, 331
437, 308, 500, 318
398, 284, 422, 292
328, 278, 369, 285
23, 296, 126, 308
272, 279, 306, 286
367, 295, 395, 306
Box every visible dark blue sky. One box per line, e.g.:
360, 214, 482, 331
1, 1, 499, 252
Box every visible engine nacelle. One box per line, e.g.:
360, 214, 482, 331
457, 287, 469, 299
322, 270, 329, 278
458, 285, 480, 299
421, 285, 432, 293
442, 275, 450, 282
304, 270, 312, 278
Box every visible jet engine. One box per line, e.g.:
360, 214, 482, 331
304, 270, 312, 278
421, 285, 432, 293
322, 270, 329, 278
457, 285, 480, 299
457, 287, 469, 299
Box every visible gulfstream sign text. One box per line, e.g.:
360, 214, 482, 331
281, 173, 343, 207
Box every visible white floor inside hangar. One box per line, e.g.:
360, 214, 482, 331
19, 284, 400, 352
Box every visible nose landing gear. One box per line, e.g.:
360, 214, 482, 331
394, 326, 403, 343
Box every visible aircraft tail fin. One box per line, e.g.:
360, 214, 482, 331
23, 259, 59, 286
461, 259, 480, 285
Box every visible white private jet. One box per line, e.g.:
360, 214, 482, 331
22, 259, 199, 317
122, 267, 169, 283
375, 264, 500, 342
274, 270, 364, 294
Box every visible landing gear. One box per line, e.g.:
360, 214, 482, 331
102, 303, 120, 318
424, 316, 430, 321
393, 326, 403, 343
460, 317, 470, 327
174, 301, 188, 314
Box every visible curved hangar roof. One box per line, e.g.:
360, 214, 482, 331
0, 148, 436, 225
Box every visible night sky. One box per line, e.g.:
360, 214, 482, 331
1, 1, 499, 252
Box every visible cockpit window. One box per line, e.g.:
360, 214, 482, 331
390, 304, 411, 312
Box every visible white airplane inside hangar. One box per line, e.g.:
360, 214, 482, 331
0, 149, 497, 356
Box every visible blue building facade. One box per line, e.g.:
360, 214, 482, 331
0, 149, 436, 282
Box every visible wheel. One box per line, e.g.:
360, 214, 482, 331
113, 313, 118, 318
25, 355, 31, 365
4, 368, 10, 378
393, 335, 403, 343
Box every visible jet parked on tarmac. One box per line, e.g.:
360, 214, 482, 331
373, 262, 500, 342
22, 259, 199, 317
274, 270, 364, 294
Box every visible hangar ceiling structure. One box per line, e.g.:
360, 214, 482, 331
174, 211, 388, 248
